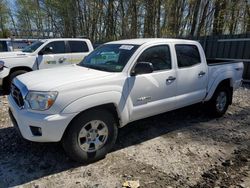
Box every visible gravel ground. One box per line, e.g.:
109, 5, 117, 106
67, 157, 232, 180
0, 85, 249, 188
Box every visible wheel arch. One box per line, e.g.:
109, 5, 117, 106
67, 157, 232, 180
2, 66, 33, 90
205, 78, 233, 104
62, 103, 121, 140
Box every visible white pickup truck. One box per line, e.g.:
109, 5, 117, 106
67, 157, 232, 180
0, 38, 93, 91
8, 39, 243, 163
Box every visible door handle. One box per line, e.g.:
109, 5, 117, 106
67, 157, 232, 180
58, 57, 67, 64
198, 71, 206, 77
166, 76, 176, 84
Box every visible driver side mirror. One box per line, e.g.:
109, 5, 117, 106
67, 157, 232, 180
131, 62, 154, 76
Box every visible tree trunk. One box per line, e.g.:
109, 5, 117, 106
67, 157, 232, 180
106, 0, 115, 41
144, 0, 156, 37
167, 0, 178, 37
213, 0, 226, 35
130, 0, 137, 38
246, 2, 250, 32
196, 0, 209, 37
190, 0, 201, 36
156, 0, 161, 37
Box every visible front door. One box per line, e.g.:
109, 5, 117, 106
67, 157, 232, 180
37, 41, 71, 69
128, 45, 177, 121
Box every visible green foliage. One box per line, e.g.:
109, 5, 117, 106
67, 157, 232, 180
1, 0, 250, 40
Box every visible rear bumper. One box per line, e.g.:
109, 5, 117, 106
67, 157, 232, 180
8, 95, 77, 142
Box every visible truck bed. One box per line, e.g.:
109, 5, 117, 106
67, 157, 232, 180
207, 59, 240, 66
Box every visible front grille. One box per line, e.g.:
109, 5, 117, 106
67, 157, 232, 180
11, 83, 24, 107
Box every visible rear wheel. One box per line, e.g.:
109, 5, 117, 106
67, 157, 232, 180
208, 86, 231, 117
62, 109, 118, 163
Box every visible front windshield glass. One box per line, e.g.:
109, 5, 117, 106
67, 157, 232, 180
79, 44, 139, 72
22, 41, 44, 53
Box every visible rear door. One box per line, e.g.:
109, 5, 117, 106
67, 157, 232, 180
37, 41, 71, 69
175, 44, 208, 108
67, 41, 90, 64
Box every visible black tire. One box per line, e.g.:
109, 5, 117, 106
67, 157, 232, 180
62, 109, 118, 163
207, 86, 231, 117
4, 70, 28, 93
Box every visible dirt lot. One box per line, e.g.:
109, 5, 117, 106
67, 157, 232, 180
0, 85, 250, 188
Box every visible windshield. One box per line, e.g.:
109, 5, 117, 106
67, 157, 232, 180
22, 41, 44, 53
79, 44, 139, 72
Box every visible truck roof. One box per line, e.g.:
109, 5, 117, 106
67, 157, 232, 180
107, 38, 196, 45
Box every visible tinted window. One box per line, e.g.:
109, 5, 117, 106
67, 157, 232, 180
69, 41, 89, 53
43, 41, 66, 54
175, 45, 201, 68
0, 41, 8, 52
137, 45, 171, 71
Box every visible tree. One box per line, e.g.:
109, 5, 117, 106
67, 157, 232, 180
213, 0, 226, 35
1, 0, 249, 40
0, 0, 10, 37
245, 0, 250, 32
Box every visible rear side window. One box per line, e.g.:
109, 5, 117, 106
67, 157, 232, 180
137, 45, 172, 71
68, 41, 89, 53
175, 45, 201, 68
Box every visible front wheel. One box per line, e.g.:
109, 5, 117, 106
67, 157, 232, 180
62, 109, 118, 163
207, 86, 231, 117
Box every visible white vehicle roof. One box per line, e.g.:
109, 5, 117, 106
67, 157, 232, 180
107, 38, 196, 45
39, 38, 91, 43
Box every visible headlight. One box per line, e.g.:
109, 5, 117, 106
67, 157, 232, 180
25, 91, 58, 111
0, 61, 4, 71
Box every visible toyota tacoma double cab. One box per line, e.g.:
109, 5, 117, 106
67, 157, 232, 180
0, 38, 93, 92
8, 38, 243, 163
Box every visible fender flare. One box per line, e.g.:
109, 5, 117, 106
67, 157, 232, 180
61, 91, 130, 127
204, 71, 234, 102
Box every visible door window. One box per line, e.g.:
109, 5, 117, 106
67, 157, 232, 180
0, 41, 7, 52
175, 45, 201, 68
42, 41, 66, 54
137, 45, 171, 71
68, 41, 89, 53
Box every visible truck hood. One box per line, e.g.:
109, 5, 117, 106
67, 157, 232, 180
16, 65, 114, 91
0, 51, 29, 59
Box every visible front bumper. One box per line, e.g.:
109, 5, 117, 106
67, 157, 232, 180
8, 95, 77, 142
0, 67, 10, 88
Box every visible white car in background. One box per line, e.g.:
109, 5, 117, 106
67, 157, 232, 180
0, 38, 93, 91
